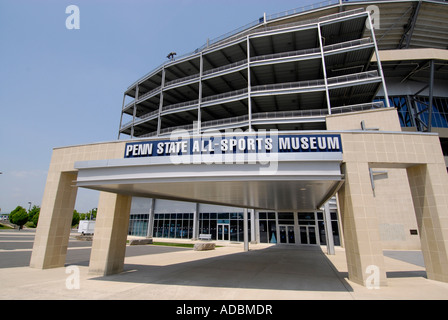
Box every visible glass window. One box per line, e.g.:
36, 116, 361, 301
201, 220, 210, 235
230, 220, 238, 241
330, 212, 338, 220
332, 221, 341, 246
268, 220, 277, 243
298, 212, 315, 220
128, 214, 150, 237
278, 220, 294, 225
259, 220, 268, 243
218, 212, 229, 220
162, 220, 169, 238
278, 212, 294, 220
318, 221, 326, 245
209, 220, 217, 240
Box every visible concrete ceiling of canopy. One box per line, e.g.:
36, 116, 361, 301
75, 153, 343, 211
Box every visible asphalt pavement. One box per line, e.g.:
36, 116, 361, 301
1, 228, 448, 300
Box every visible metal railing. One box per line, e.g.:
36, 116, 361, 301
251, 109, 329, 120
250, 47, 321, 63
159, 70, 379, 115
266, 0, 339, 21
202, 88, 249, 104
134, 37, 374, 112
201, 101, 385, 129
139, 131, 158, 138
130, 100, 385, 136
327, 70, 379, 86
121, 109, 159, 129
165, 74, 200, 87
162, 99, 199, 113
159, 123, 195, 135
252, 79, 325, 93
201, 115, 249, 130
323, 37, 373, 53
126, 7, 367, 91
203, 59, 248, 77
216, 8, 365, 50
330, 101, 384, 114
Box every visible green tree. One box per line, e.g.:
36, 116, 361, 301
72, 210, 80, 227
86, 208, 97, 220
28, 205, 40, 227
31, 211, 40, 226
9, 206, 28, 229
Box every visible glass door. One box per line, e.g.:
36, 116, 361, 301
279, 225, 295, 244
299, 226, 317, 245
287, 226, 295, 243
217, 224, 230, 241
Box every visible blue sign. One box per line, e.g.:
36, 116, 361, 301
124, 134, 342, 158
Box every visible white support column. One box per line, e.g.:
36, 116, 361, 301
157, 68, 166, 136
323, 202, 335, 255
193, 203, 200, 240
118, 93, 126, 140
146, 198, 155, 238
131, 85, 139, 138
244, 208, 249, 251
367, 11, 390, 108
250, 209, 256, 243
317, 23, 332, 115
198, 53, 203, 134
246, 36, 252, 132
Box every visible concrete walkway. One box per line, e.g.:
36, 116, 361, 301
1, 230, 448, 300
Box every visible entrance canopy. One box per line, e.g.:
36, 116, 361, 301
75, 132, 344, 211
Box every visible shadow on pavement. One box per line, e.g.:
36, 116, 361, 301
90, 245, 354, 293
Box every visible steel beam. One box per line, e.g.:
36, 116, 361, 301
427, 59, 434, 132
398, 0, 422, 49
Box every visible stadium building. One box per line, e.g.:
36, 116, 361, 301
31, 0, 448, 287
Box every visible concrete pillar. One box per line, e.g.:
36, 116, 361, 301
244, 208, 249, 252
338, 162, 387, 287
146, 198, 155, 238
407, 163, 448, 283
193, 203, 200, 240
250, 209, 257, 243
30, 171, 78, 269
323, 202, 335, 255
89, 192, 132, 276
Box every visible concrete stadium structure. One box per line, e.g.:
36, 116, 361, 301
30, 0, 448, 288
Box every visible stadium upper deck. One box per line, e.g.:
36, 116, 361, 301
119, 0, 448, 145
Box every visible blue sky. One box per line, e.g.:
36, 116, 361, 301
0, 0, 318, 213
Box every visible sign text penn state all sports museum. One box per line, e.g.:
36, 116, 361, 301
124, 134, 342, 158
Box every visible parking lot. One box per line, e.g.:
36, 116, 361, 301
1, 229, 448, 300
